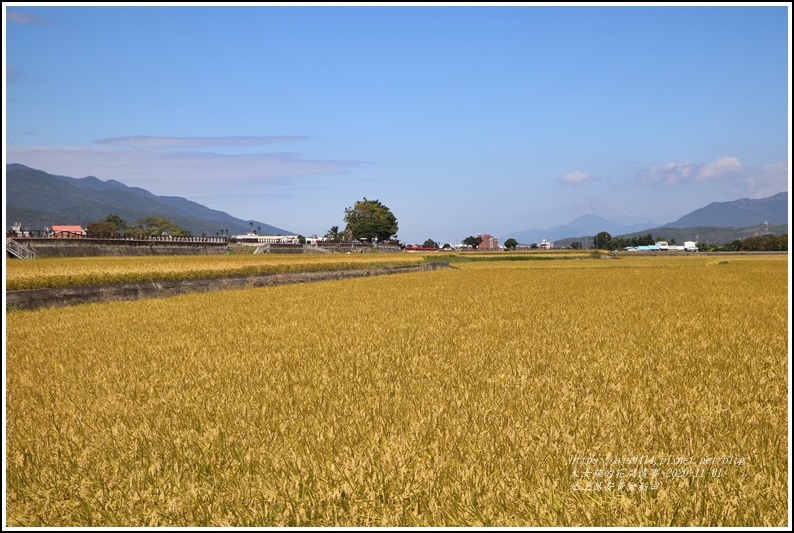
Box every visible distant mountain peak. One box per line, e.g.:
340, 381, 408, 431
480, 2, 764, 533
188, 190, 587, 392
570, 214, 609, 224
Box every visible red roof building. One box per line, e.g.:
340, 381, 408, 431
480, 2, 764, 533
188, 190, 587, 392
51, 225, 85, 237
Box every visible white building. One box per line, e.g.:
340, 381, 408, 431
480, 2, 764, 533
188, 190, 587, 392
233, 232, 300, 245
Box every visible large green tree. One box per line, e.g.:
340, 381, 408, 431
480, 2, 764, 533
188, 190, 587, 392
105, 214, 129, 233
462, 235, 483, 249
594, 231, 612, 249
129, 216, 190, 237
343, 198, 398, 242
86, 220, 117, 237
503, 238, 519, 250
87, 214, 130, 237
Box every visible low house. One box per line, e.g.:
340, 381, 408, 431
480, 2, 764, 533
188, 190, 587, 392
625, 245, 661, 251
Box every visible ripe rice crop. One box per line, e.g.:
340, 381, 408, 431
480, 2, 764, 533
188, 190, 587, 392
5, 255, 788, 526
4, 253, 425, 290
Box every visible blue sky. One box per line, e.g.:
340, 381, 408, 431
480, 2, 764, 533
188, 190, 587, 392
3, 3, 791, 244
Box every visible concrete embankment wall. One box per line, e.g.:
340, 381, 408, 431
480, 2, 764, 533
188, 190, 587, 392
17, 238, 229, 257
233, 243, 404, 254
6, 262, 449, 311
15, 239, 404, 257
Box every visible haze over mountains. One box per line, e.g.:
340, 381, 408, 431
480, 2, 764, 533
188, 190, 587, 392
504, 215, 659, 246
504, 192, 788, 245
5, 164, 292, 237
4, 164, 789, 245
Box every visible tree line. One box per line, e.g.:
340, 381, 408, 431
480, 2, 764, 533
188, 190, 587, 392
585, 231, 787, 252
87, 215, 192, 238
86, 198, 402, 245
702, 234, 788, 252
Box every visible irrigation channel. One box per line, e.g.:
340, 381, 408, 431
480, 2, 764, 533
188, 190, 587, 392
6, 262, 451, 311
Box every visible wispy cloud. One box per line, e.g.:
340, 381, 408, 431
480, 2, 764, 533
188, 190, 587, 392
6, 144, 361, 197
94, 135, 308, 149
7, 12, 49, 25
562, 170, 597, 185
737, 161, 790, 199
636, 156, 788, 198
696, 156, 742, 180
635, 162, 697, 186
6, 67, 24, 83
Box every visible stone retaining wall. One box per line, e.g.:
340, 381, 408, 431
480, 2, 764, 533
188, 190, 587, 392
11, 239, 406, 257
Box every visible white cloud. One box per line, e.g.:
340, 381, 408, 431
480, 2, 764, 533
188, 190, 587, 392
562, 170, 594, 185
696, 156, 742, 180
6, 145, 361, 197
635, 162, 697, 186
94, 135, 308, 149
734, 161, 789, 199
635, 156, 788, 199
7, 12, 48, 24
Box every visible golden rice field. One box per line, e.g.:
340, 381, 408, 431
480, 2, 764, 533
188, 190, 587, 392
4, 253, 426, 290
5, 254, 789, 526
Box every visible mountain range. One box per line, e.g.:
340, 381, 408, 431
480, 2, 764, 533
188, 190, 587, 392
662, 192, 789, 228
4, 164, 789, 245
4, 164, 292, 237
504, 192, 788, 246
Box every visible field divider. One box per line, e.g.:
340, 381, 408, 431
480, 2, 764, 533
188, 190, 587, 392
6, 262, 450, 311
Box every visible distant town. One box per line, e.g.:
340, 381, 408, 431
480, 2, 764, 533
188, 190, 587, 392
8, 219, 788, 261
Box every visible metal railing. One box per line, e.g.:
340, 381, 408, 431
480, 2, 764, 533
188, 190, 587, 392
6, 238, 36, 259
6, 230, 228, 243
